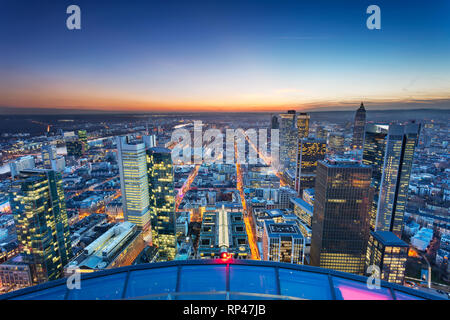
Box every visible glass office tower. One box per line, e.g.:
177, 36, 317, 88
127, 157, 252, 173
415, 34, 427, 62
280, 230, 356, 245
9, 169, 72, 284
351, 102, 366, 150
296, 112, 310, 140
147, 147, 176, 261
310, 159, 372, 275
279, 110, 297, 171
116, 136, 151, 229
294, 138, 327, 194
363, 123, 420, 237
41, 145, 57, 169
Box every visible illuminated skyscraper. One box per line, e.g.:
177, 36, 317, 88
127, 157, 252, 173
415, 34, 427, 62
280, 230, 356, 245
294, 138, 326, 194
77, 130, 89, 153
363, 123, 420, 237
310, 159, 372, 275
351, 102, 366, 150
116, 136, 151, 229
279, 110, 297, 171
366, 231, 408, 284
297, 113, 310, 139
41, 145, 57, 169
8, 169, 72, 284
147, 147, 176, 261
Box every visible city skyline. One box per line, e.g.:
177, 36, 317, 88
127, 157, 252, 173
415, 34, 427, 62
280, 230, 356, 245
0, 0, 449, 113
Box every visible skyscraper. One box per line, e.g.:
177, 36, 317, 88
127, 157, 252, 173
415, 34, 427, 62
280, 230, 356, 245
9, 169, 72, 284
294, 138, 327, 194
279, 110, 297, 171
297, 112, 310, 139
271, 114, 279, 130
41, 145, 57, 169
351, 102, 366, 150
310, 159, 372, 275
77, 130, 89, 153
147, 147, 176, 261
116, 136, 151, 229
363, 123, 420, 237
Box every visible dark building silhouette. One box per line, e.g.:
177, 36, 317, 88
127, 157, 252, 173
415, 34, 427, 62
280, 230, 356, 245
351, 102, 366, 150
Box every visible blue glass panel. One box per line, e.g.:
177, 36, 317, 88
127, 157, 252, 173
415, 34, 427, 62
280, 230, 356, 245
126, 267, 178, 299
394, 291, 424, 300
11, 285, 67, 300
229, 265, 277, 295
279, 269, 332, 300
67, 272, 127, 300
333, 277, 393, 300
179, 265, 226, 293
176, 293, 227, 300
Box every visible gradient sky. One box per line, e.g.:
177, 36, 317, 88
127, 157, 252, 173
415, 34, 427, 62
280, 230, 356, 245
0, 0, 449, 112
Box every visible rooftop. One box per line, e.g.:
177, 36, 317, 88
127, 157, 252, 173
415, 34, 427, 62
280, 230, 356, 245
0, 260, 443, 300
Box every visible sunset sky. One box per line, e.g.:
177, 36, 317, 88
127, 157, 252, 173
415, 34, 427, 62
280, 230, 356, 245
0, 0, 449, 112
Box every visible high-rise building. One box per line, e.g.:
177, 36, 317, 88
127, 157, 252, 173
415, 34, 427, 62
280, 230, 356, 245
147, 147, 176, 261
326, 133, 345, 155
8, 169, 72, 284
310, 159, 372, 275
294, 138, 326, 194
116, 136, 151, 229
9, 156, 35, 179
297, 113, 310, 139
41, 145, 57, 169
351, 102, 366, 150
366, 231, 408, 284
262, 220, 305, 264
77, 130, 89, 153
363, 123, 420, 237
279, 110, 297, 171
271, 114, 279, 129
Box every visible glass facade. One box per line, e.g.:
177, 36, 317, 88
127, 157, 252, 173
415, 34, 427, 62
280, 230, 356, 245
147, 147, 176, 261
1, 260, 440, 300
116, 136, 151, 229
310, 160, 372, 275
279, 111, 297, 171
366, 231, 408, 284
363, 123, 420, 237
8, 169, 72, 284
295, 138, 326, 194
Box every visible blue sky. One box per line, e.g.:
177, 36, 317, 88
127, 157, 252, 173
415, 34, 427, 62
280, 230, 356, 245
0, 0, 449, 112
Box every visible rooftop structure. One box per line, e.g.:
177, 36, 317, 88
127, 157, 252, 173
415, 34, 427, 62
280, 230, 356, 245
0, 260, 443, 300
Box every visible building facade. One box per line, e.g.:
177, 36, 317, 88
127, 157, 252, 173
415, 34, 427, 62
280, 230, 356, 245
116, 136, 151, 229
310, 159, 372, 275
366, 231, 408, 284
351, 102, 366, 150
8, 169, 72, 284
147, 147, 176, 261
